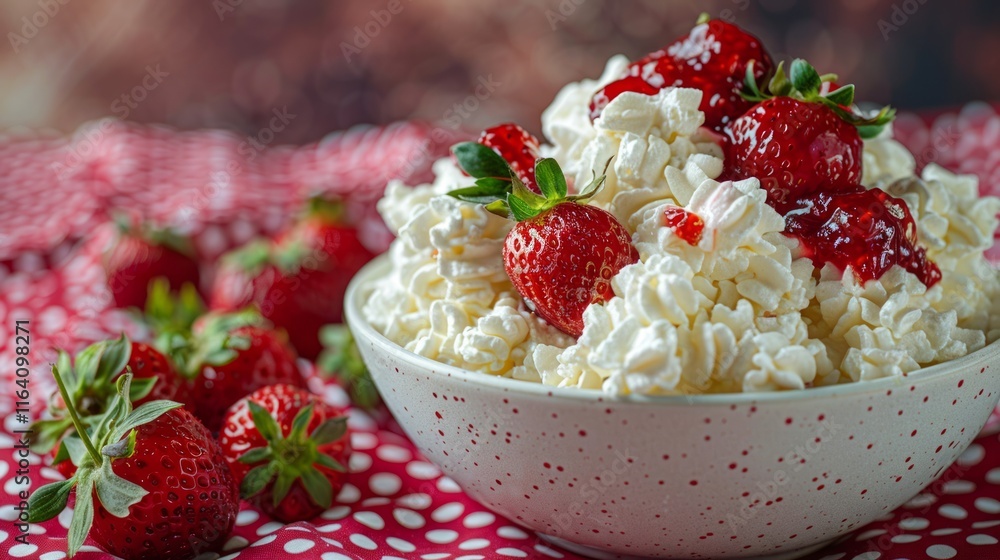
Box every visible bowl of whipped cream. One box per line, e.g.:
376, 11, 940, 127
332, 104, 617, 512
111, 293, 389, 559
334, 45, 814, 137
344, 24, 1000, 559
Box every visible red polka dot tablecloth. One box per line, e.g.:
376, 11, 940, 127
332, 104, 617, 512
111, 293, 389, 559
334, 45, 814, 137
1, 112, 999, 560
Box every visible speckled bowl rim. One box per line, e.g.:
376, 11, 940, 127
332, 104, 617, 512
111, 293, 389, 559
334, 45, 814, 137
346, 254, 1000, 406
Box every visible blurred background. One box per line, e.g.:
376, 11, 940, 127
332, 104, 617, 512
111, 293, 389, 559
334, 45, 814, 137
0, 0, 997, 142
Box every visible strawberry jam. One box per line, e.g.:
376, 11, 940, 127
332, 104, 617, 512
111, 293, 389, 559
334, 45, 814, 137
663, 206, 705, 246
478, 124, 542, 193
784, 187, 941, 287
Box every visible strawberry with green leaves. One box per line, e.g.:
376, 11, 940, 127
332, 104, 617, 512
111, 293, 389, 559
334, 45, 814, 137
210, 197, 375, 360
32, 334, 188, 477
725, 58, 895, 213
28, 371, 238, 560
160, 310, 306, 433
219, 384, 351, 522
449, 139, 639, 337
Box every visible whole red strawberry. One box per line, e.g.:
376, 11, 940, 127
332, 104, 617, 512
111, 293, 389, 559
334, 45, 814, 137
785, 186, 941, 287
590, 15, 773, 131
210, 198, 375, 359
450, 140, 638, 337
726, 97, 862, 212
725, 59, 895, 213
103, 219, 202, 310
31, 334, 189, 478
28, 372, 239, 560
477, 124, 542, 193
219, 384, 351, 522
168, 311, 306, 432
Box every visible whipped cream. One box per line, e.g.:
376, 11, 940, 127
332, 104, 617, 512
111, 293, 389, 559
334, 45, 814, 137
367, 56, 1000, 396
364, 159, 573, 376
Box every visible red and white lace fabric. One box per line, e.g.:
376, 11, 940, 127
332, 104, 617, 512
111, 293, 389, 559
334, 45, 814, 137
1, 110, 998, 560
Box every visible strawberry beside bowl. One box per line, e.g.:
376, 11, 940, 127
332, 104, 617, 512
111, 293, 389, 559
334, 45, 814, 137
345, 255, 1000, 560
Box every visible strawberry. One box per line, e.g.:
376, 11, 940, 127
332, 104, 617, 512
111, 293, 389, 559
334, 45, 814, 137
662, 206, 705, 246
590, 14, 774, 131
210, 197, 375, 359
785, 186, 941, 287
725, 59, 895, 213
317, 324, 380, 409
219, 384, 351, 522
449, 140, 639, 337
477, 124, 542, 193
102, 217, 202, 310
162, 310, 306, 432
32, 334, 188, 477
28, 371, 238, 560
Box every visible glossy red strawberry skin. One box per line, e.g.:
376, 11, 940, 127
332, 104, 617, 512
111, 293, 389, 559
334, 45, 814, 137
503, 203, 639, 337
478, 124, 542, 193
590, 19, 773, 131
129, 341, 190, 406
211, 225, 374, 360
725, 97, 863, 214
90, 408, 239, 560
190, 326, 305, 432
785, 187, 941, 287
105, 235, 201, 310
272, 222, 375, 359
219, 384, 351, 522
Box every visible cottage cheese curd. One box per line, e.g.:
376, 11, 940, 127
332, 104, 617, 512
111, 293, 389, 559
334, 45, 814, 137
363, 57, 1000, 396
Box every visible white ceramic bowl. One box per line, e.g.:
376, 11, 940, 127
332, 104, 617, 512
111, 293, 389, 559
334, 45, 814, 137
345, 256, 1000, 560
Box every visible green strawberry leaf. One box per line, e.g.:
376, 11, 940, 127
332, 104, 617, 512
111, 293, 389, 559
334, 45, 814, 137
62, 436, 92, 469
316, 452, 346, 473
95, 461, 148, 518
789, 59, 821, 97
317, 324, 380, 409
52, 438, 72, 466
247, 400, 283, 443
225, 240, 272, 276
741, 59, 772, 101
94, 335, 131, 384
108, 400, 183, 444
310, 417, 348, 446
765, 61, 791, 97
128, 376, 157, 402
240, 464, 277, 498
534, 158, 567, 200
288, 404, 315, 441
453, 142, 511, 179
857, 123, 887, 140
68, 472, 96, 557
447, 178, 511, 205
271, 471, 296, 507
825, 84, 855, 107
29, 417, 73, 454
506, 193, 537, 222
300, 466, 333, 509
27, 479, 74, 523
238, 447, 272, 465
73, 344, 104, 391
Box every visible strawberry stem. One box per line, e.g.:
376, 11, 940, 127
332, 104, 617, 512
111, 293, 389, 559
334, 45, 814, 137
51, 364, 103, 466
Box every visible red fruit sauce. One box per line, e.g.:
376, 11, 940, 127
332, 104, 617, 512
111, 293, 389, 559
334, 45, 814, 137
663, 206, 705, 246
784, 187, 941, 287
478, 124, 542, 193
